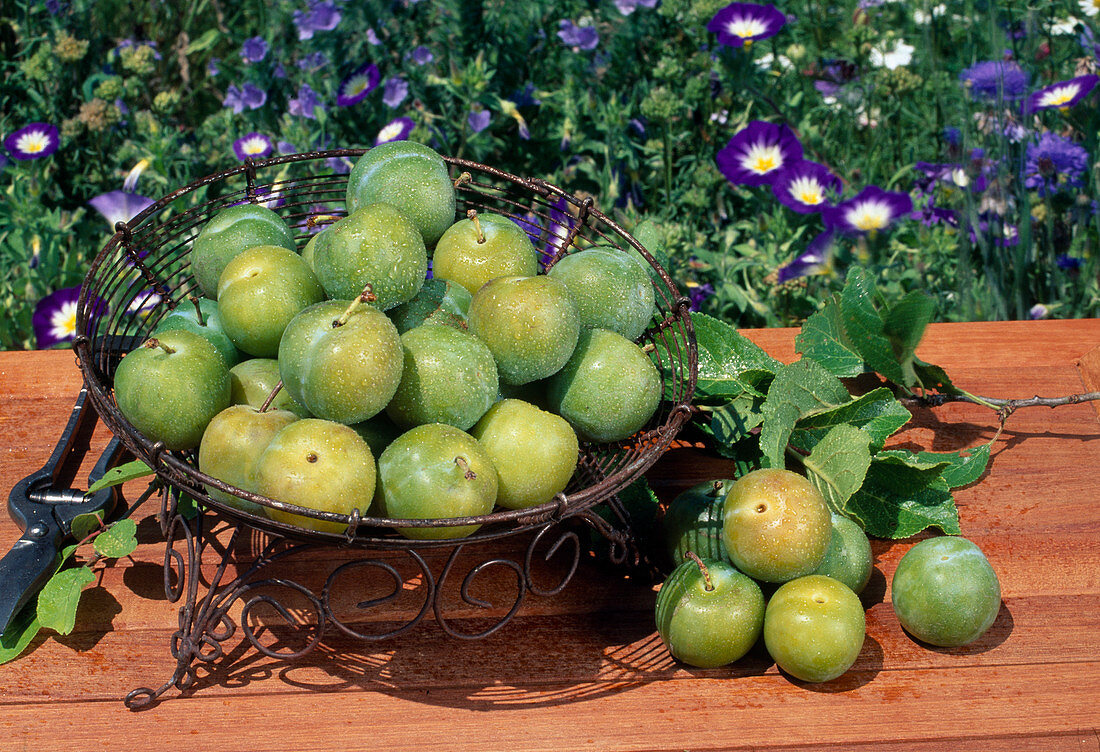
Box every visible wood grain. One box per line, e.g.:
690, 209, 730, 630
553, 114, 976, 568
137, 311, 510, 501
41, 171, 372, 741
1, 320, 1098, 751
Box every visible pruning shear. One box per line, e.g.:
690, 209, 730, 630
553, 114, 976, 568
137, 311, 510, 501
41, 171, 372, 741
0, 386, 125, 634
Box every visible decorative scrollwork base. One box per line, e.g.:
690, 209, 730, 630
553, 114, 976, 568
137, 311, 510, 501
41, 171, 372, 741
124, 486, 649, 709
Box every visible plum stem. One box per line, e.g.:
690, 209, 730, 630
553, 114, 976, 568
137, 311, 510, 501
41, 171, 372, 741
466, 209, 485, 244
685, 551, 714, 592
306, 213, 342, 229
333, 284, 376, 327
188, 295, 206, 327
143, 337, 175, 355
259, 381, 283, 413
453, 171, 472, 189
708, 479, 725, 498
454, 456, 477, 480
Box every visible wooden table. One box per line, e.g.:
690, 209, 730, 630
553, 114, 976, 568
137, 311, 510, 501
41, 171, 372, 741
1, 320, 1098, 751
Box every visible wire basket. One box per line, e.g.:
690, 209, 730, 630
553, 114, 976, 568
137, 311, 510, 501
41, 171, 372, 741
72, 149, 697, 550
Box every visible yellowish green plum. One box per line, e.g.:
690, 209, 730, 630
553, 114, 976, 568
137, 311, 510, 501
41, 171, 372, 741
152, 297, 241, 368
548, 246, 656, 341
254, 418, 377, 535
433, 211, 539, 295
229, 358, 310, 417
721, 468, 832, 583
663, 479, 733, 567
198, 404, 299, 515
810, 513, 874, 594
189, 203, 297, 298
216, 244, 325, 357
763, 575, 866, 682
470, 399, 579, 510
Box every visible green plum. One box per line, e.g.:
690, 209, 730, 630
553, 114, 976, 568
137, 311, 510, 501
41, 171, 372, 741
548, 246, 656, 341
385, 323, 498, 431
113, 329, 231, 451
891, 536, 1001, 647
721, 468, 833, 583
470, 399, 579, 510
764, 575, 866, 683
546, 328, 661, 443
663, 479, 734, 567
376, 423, 497, 540
311, 202, 428, 310
216, 244, 325, 357
254, 418, 377, 535
630, 218, 673, 287
278, 299, 403, 424
152, 297, 241, 368
388, 277, 472, 333
189, 203, 297, 298
810, 513, 874, 594
433, 211, 539, 295
198, 404, 299, 515
655, 555, 765, 669
467, 275, 580, 386
229, 358, 310, 417
345, 141, 456, 247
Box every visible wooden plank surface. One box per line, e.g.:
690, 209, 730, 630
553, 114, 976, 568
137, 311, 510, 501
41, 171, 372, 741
1, 320, 1098, 751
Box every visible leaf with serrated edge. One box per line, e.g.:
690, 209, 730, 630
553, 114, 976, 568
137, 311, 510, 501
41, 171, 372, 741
85, 459, 154, 495
796, 298, 865, 378
914, 444, 992, 489
691, 312, 781, 400
37, 566, 96, 635
791, 387, 912, 453
93, 518, 138, 559
846, 456, 961, 539
802, 424, 872, 516
760, 358, 851, 468
912, 358, 962, 395
709, 394, 764, 449
839, 268, 906, 385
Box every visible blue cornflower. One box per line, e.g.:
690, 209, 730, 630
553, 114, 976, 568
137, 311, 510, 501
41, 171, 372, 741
959, 60, 1029, 101
1024, 131, 1089, 195
293, 1, 342, 40
223, 83, 267, 113
408, 46, 434, 65
383, 77, 409, 108
468, 109, 491, 133
298, 52, 329, 72
558, 20, 599, 51
337, 63, 380, 106
288, 84, 325, 119
4, 123, 60, 160
240, 36, 268, 64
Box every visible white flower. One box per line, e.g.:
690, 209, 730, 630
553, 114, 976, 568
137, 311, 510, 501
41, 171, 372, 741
869, 40, 915, 70
1050, 16, 1082, 35
1079, 0, 1100, 17
913, 4, 946, 23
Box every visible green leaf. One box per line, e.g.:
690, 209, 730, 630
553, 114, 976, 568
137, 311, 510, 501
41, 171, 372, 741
790, 387, 913, 452
802, 424, 873, 516
0, 607, 40, 665
883, 291, 936, 388
846, 455, 961, 539
838, 268, 906, 385
912, 358, 962, 395
93, 518, 138, 559
759, 358, 851, 468
796, 298, 865, 378
85, 459, 154, 495
37, 566, 97, 636
70, 510, 105, 542
185, 28, 221, 54
913, 444, 992, 489
690, 312, 781, 401
708, 394, 764, 448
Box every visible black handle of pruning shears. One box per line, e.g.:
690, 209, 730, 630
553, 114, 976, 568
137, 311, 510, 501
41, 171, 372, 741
0, 387, 125, 634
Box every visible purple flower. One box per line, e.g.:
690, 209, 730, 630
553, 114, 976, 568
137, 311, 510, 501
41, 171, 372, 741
288, 84, 325, 119
4, 123, 59, 160
959, 60, 1029, 101
1056, 254, 1083, 271
686, 281, 715, 310
273, 62, 287, 79
1024, 131, 1089, 195
1029, 303, 1050, 320
367, 28, 382, 46
223, 83, 267, 113
777, 230, 835, 283
33, 286, 84, 349
232, 132, 274, 161
382, 77, 409, 108
1025, 74, 1100, 113
558, 20, 599, 51
326, 156, 353, 174
407, 45, 434, 65
615, 0, 659, 15
716, 121, 803, 187
468, 109, 491, 133
126, 289, 162, 317
88, 190, 155, 228
771, 160, 842, 213
511, 212, 542, 246
823, 185, 913, 234
544, 197, 574, 262
297, 52, 329, 71
969, 214, 1019, 247
707, 3, 787, 48
375, 117, 415, 145
113, 39, 161, 60
207, 57, 220, 76
337, 63, 381, 106
240, 36, 268, 63
943, 126, 962, 145
277, 141, 297, 154
293, 0, 342, 40
512, 83, 541, 108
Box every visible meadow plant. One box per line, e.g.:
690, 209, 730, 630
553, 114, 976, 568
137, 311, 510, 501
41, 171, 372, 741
1, 0, 1098, 349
